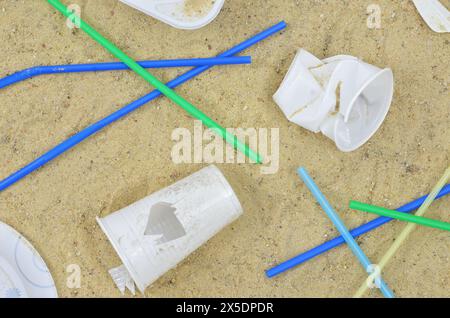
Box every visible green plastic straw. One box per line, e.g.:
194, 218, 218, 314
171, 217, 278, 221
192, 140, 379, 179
350, 201, 450, 232
354, 166, 450, 298
47, 0, 262, 164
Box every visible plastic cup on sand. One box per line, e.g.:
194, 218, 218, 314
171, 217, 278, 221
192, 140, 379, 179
120, 0, 226, 30
97, 165, 243, 294
273, 49, 394, 152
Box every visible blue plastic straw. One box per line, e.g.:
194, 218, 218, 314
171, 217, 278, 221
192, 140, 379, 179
297, 168, 395, 298
0, 56, 251, 90
0, 22, 287, 192
266, 183, 450, 278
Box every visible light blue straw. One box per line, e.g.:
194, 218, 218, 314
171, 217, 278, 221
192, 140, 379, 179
297, 167, 395, 298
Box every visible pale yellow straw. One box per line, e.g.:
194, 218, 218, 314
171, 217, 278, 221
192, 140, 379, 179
354, 166, 450, 298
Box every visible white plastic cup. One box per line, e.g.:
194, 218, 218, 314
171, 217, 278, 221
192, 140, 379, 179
120, 0, 226, 30
413, 0, 450, 33
98, 165, 243, 293
273, 49, 394, 152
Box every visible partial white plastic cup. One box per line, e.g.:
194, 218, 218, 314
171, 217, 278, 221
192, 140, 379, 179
120, 0, 225, 30
98, 165, 243, 293
273, 49, 394, 152
413, 0, 450, 33
333, 67, 393, 151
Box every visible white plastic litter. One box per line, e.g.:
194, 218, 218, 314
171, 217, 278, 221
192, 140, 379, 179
98, 165, 243, 294
273, 49, 394, 152
0, 221, 57, 298
413, 0, 450, 33
109, 265, 136, 296
119, 0, 225, 30
0, 256, 28, 298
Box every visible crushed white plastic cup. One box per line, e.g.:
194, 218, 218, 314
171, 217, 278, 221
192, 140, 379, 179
98, 165, 243, 294
119, 0, 225, 30
273, 49, 394, 152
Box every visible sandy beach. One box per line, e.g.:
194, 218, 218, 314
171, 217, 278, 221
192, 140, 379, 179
0, 0, 448, 297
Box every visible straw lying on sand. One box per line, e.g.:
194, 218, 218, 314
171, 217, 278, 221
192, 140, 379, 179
265, 184, 450, 278
353, 166, 450, 298
350, 201, 450, 232
0, 13, 285, 192
48, 0, 262, 164
297, 168, 395, 298
0, 56, 251, 89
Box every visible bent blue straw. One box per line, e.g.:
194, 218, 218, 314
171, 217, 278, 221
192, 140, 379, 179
0, 56, 251, 90
296, 168, 395, 298
266, 183, 450, 278
0, 21, 287, 192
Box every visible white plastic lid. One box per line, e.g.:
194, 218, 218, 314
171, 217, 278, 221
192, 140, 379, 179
0, 222, 57, 298
0, 256, 28, 298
